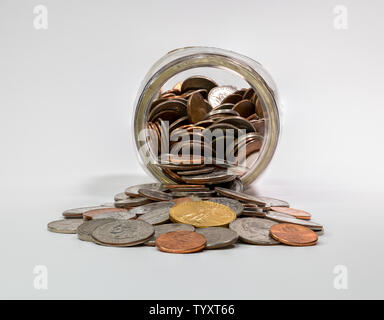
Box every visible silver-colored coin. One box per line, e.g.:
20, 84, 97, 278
77, 219, 115, 242
251, 196, 289, 207
265, 211, 323, 231
124, 183, 165, 197
144, 223, 195, 246
215, 187, 267, 206
171, 190, 216, 198
181, 170, 236, 185
129, 201, 175, 216
196, 227, 238, 249
114, 197, 152, 208
208, 86, 237, 107
92, 211, 136, 221
62, 206, 114, 218
137, 204, 171, 225
91, 220, 154, 247
114, 192, 131, 201
47, 219, 84, 234
138, 188, 173, 201
204, 197, 244, 216
229, 218, 280, 245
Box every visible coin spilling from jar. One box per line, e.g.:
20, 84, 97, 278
48, 182, 324, 253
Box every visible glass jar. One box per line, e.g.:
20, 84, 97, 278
133, 46, 280, 186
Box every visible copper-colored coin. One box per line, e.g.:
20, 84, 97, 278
187, 92, 211, 124
243, 88, 255, 100
232, 100, 255, 118
180, 76, 217, 93
155, 231, 206, 254
221, 93, 243, 105
172, 81, 183, 94
83, 208, 129, 220
270, 207, 311, 220
270, 223, 318, 246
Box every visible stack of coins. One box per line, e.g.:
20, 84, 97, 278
48, 182, 324, 252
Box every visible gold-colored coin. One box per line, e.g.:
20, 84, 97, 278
169, 201, 236, 228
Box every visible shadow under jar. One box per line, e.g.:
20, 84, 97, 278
133, 47, 280, 187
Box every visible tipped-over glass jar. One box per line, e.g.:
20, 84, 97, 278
133, 47, 280, 188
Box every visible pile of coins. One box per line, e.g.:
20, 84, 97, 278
48, 183, 324, 252
145, 76, 265, 185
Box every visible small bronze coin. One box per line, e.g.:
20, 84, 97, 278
155, 231, 206, 254
270, 207, 311, 220
270, 223, 318, 246
138, 188, 173, 201
187, 92, 211, 124
232, 100, 255, 118
221, 93, 243, 105
180, 76, 218, 93
83, 208, 129, 220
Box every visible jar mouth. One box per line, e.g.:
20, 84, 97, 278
133, 47, 280, 186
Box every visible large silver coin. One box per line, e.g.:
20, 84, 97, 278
229, 218, 280, 245
92, 211, 136, 221
124, 183, 165, 197
265, 211, 323, 231
196, 227, 238, 249
91, 220, 154, 247
47, 219, 84, 234
208, 86, 237, 107
77, 219, 115, 242
129, 201, 175, 216
137, 204, 171, 225
204, 198, 244, 216
62, 206, 114, 218
144, 223, 195, 246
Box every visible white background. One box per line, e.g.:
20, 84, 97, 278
0, 0, 383, 299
